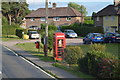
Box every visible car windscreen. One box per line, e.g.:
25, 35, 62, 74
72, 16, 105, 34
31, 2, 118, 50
93, 34, 103, 37
67, 31, 75, 33
30, 32, 38, 34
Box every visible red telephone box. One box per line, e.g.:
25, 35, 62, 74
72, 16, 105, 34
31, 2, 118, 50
53, 32, 66, 61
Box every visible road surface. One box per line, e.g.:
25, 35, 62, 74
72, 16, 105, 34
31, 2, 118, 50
2, 46, 55, 79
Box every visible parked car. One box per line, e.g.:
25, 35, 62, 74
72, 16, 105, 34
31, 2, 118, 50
64, 29, 78, 38
28, 31, 39, 39
29, 26, 39, 30
83, 33, 104, 44
103, 32, 120, 43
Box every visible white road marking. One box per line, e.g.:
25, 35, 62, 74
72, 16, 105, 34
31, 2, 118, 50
4, 46, 57, 80
0, 71, 1, 74
4, 46, 18, 56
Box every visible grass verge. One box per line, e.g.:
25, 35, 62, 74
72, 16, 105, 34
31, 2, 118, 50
16, 42, 54, 62
52, 63, 95, 80
2, 35, 22, 41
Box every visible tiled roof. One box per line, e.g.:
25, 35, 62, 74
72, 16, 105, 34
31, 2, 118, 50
93, 5, 120, 17
25, 7, 82, 18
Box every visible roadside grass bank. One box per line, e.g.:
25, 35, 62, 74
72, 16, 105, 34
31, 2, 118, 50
52, 63, 95, 80
2, 35, 22, 41
16, 42, 54, 62
16, 42, 94, 79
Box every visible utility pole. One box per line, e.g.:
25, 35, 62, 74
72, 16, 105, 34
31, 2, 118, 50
44, 0, 48, 56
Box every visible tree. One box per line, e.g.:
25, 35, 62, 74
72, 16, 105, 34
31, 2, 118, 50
2, 1, 30, 25
68, 2, 88, 16
92, 12, 96, 20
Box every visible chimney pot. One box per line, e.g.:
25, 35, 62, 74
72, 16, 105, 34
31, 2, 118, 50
52, 3, 56, 9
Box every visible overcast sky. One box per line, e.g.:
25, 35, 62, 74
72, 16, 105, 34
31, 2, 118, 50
26, 0, 114, 16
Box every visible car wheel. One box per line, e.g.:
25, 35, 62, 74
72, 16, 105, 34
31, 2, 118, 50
83, 40, 86, 44
90, 41, 93, 44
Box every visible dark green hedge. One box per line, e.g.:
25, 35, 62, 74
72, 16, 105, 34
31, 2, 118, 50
63, 46, 84, 65
16, 28, 27, 38
2, 24, 19, 35
61, 23, 103, 37
78, 44, 119, 78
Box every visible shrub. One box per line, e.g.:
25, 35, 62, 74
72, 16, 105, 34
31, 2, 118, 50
48, 30, 55, 53
60, 23, 103, 37
90, 44, 106, 52
97, 58, 120, 78
16, 28, 27, 38
78, 44, 118, 78
41, 24, 57, 30
63, 46, 84, 65
2, 24, 19, 36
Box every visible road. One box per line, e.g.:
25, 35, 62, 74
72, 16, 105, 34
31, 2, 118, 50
2, 46, 55, 79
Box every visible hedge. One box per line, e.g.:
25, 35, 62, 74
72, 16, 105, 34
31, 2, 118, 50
2, 24, 19, 35
63, 46, 84, 65
61, 23, 103, 37
78, 44, 119, 78
16, 28, 27, 38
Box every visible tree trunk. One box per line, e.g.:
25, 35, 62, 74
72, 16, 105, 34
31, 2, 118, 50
8, 14, 12, 25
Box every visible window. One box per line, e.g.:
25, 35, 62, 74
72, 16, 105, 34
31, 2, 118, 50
30, 18, 35, 21
40, 17, 46, 21
105, 16, 109, 20
66, 17, 72, 21
111, 16, 115, 21
53, 17, 60, 21
96, 17, 99, 21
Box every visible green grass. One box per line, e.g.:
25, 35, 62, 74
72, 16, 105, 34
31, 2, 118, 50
52, 63, 95, 80
16, 42, 54, 62
2, 35, 22, 41
79, 43, 120, 58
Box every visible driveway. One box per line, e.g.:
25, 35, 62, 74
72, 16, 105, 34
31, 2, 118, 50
2, 38, 83, 46
66, 38, 83, 45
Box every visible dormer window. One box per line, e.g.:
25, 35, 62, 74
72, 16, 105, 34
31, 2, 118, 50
53, 17, 60, 21
40, 17, 46, 21
66, 17, 72, 21
30, 18, 35, 21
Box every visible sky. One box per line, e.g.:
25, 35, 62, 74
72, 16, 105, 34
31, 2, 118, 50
26, 0, 114, 16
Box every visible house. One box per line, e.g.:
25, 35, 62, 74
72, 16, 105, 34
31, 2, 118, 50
21, 3, 83, 29
93, 0, 120, 33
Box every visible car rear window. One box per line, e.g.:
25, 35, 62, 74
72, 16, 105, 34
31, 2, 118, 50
116, 33, 120, 37
93, 34, 103, 37
30, 32, 38, 34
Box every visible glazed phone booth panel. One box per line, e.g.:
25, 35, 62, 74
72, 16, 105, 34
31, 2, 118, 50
53, 32, 66, 61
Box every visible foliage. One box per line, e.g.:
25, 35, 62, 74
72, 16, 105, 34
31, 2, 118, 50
40, 24, 57, 53
68, 2, 87, 16
48, 30, 55, 53
2, 23, 19, 36
84, 16, 94, 24
78, 44, 119, 78
64, 46, 84, 65
16, 28, 27, 38
41, 24, 57, 30
61, 23, 103, 37
2, 2, 30, 25
90, 44, 106, 52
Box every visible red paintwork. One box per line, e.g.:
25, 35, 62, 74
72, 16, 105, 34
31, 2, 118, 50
53, 32, 66, 61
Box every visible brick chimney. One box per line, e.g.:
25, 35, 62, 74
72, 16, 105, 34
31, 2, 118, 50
114, 0, 120, 6
52, 3, 56, 9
